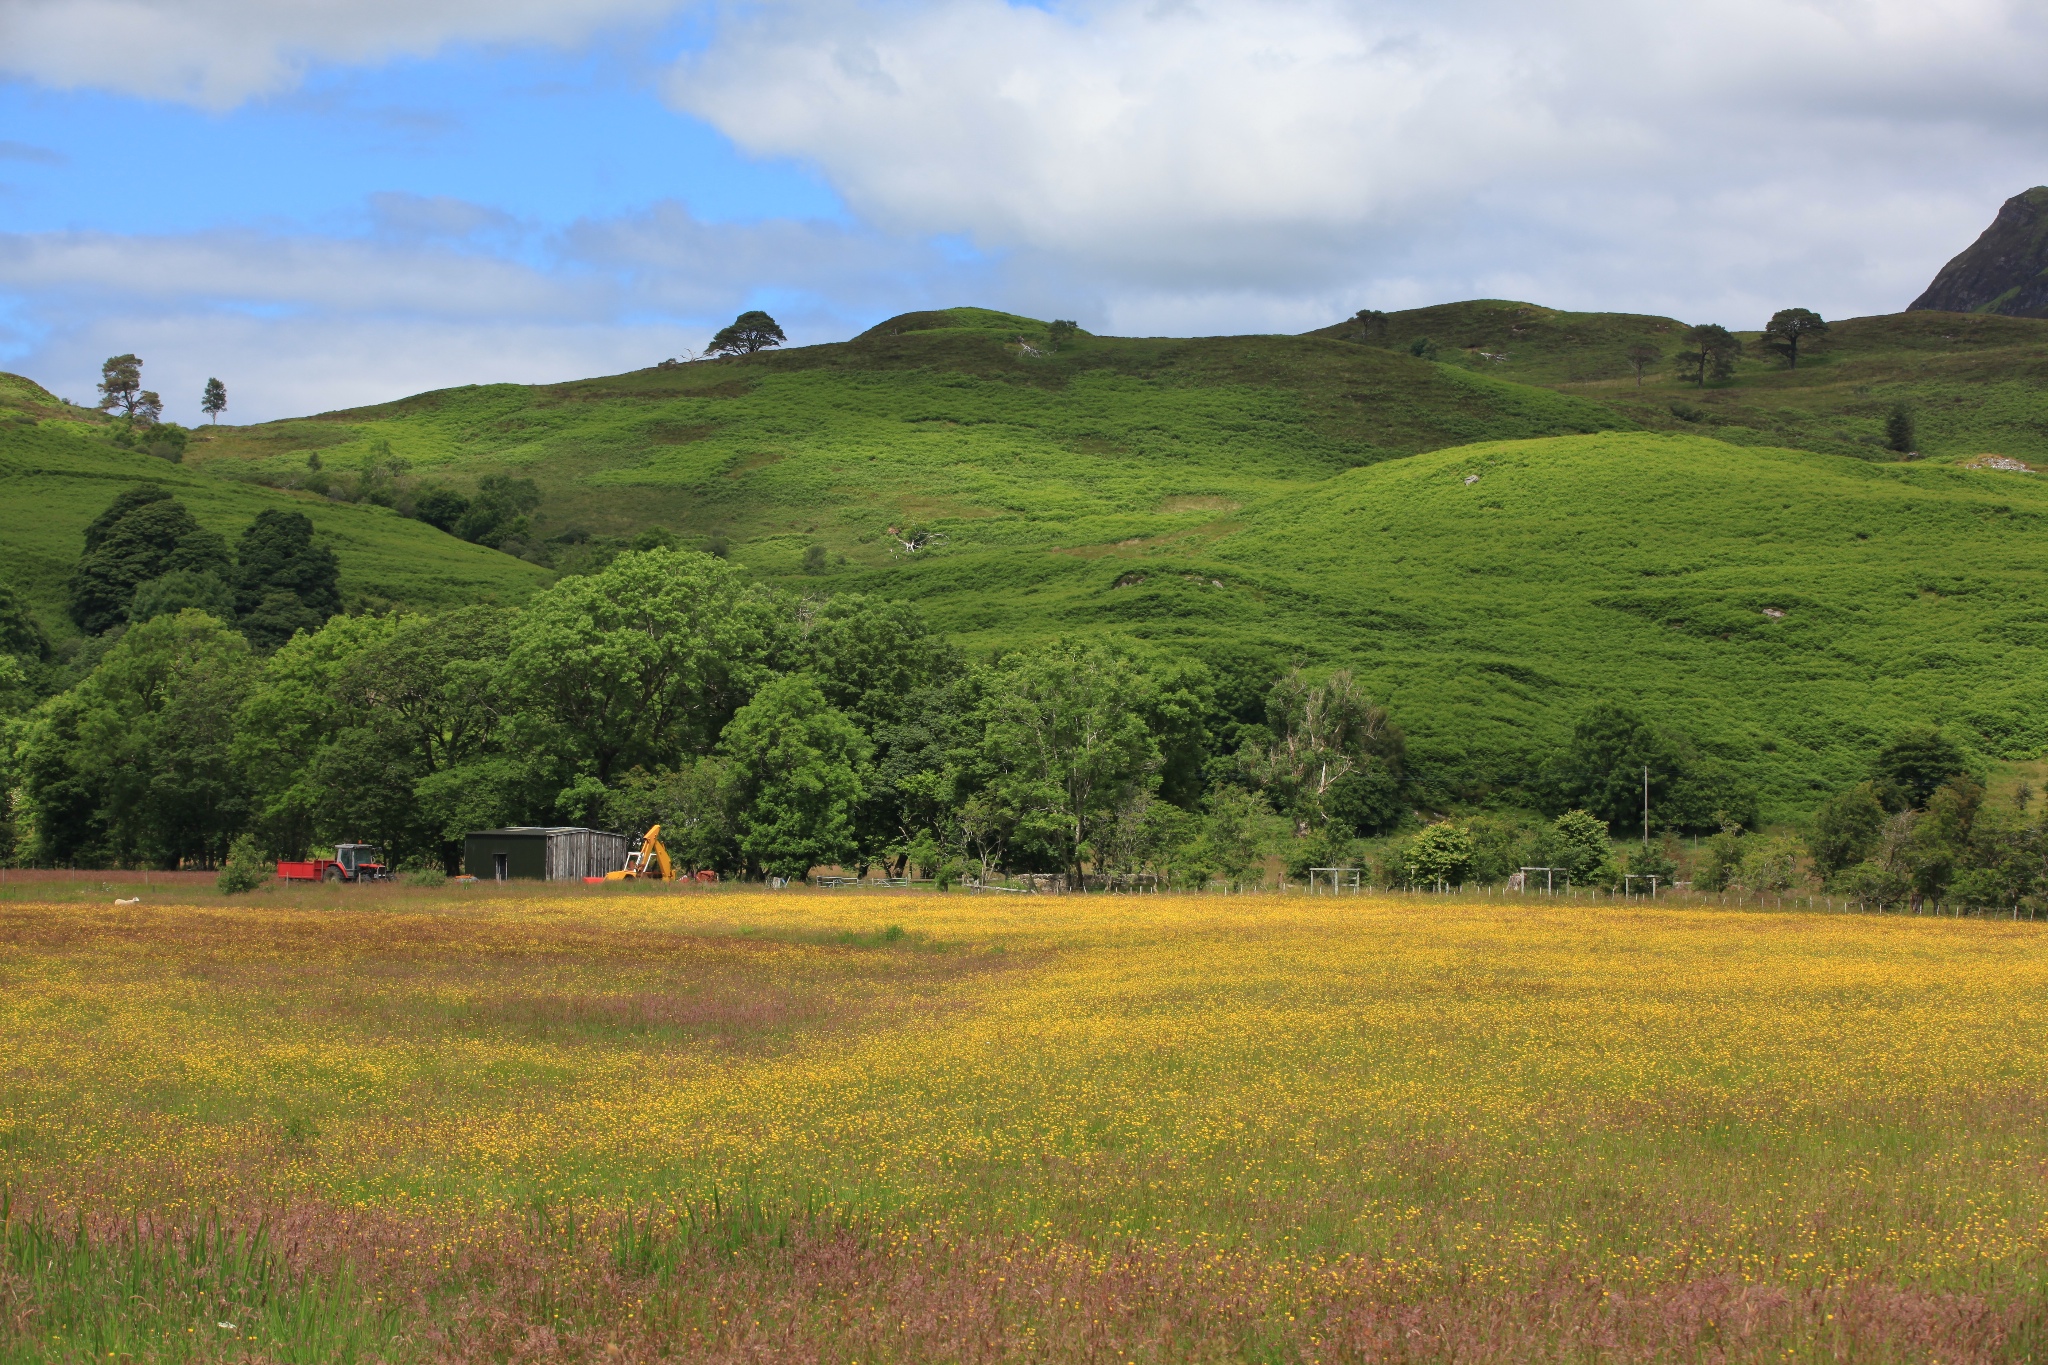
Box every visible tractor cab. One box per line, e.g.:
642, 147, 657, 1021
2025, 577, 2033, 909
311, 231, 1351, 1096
333, 843, 389, 882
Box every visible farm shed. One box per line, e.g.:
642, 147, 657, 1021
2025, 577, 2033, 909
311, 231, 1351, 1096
464, 827, 631, 882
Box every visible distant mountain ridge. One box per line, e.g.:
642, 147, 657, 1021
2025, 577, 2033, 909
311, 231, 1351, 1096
1909, 187, 2048, 318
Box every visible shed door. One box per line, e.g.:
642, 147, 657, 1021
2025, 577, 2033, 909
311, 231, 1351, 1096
494, 853, 508, 881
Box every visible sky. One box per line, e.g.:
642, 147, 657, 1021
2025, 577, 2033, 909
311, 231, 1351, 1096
1, 0, 2044, 424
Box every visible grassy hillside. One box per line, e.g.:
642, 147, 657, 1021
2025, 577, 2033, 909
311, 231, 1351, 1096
1313, 299, 2048, 464
805, 430, 2048, 816
186, 307, 1631, 573
0, 373, 550, 641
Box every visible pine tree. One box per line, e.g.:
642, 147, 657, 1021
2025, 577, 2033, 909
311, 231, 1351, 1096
201, 378, 227, 424
96, 354, 143, 415
706, 310, 786, 357
1761, 308, 1828, 369
1885, 403, 1917, 456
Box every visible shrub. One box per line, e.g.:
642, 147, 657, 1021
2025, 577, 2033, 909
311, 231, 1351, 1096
403, 868, 445, 887
1732, 835, 1802, 893
1836, 860, 1911, 909
216, 834, 270, 894
1400, 821, 1474, 888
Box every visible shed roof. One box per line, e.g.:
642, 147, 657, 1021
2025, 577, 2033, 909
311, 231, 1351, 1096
468, 826, 619, 837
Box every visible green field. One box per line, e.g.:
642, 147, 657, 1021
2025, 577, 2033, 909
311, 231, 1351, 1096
0, 373, 550, 640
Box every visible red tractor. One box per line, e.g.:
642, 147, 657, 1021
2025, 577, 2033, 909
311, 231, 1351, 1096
276, 843, 392, 884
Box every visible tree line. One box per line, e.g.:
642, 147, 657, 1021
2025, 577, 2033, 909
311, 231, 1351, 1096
1, 486, 1772, 882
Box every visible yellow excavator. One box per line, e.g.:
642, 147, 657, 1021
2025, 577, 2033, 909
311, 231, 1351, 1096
603, 825, 675, 881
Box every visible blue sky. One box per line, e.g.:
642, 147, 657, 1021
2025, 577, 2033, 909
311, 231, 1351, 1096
2, 0, 2044, 423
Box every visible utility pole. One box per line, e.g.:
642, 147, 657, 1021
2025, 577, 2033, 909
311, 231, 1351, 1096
1642, 765, 1650, 847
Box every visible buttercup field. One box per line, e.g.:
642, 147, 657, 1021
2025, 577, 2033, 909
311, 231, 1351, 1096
4, 883, 2046, 1362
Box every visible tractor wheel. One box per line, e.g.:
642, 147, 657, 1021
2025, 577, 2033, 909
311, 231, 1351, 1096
324, 865, 342, 883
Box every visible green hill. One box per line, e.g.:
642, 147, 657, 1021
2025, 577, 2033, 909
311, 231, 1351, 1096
1313, 299, 2048, 465
0, 373, 550, 641
187, 307, 1632, 572
1210, 432, 2048, 812
17, 301, 2048, 819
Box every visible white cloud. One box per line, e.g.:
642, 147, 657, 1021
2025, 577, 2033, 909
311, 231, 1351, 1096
667, 0, 2048, 327
0, 200, 975, 421
24, 311, 696, 424
6, 0, 2047, 418
0, 0, 683, 107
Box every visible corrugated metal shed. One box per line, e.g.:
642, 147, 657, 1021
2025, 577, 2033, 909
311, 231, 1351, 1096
464, 827, 631, 882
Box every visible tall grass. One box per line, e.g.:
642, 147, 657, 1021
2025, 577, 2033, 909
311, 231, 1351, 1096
0, 1194, 393, 1363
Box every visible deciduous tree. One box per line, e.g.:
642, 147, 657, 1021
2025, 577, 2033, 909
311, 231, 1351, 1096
1807, 781, 1885, 879
970, 639, 1162, 884
233, 510, 342, 650
1401, 820, 1475, 888
1237, 667, 1400, 832
1870, 727, 1968, 810
504, 548, 793, 782
67, 491, 232, 634
201, 377, 227, 423
21, 611, 256, 867
720, 673, 869, 879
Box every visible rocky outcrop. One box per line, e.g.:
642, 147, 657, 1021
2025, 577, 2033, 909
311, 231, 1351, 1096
1908, 187, 2048, 318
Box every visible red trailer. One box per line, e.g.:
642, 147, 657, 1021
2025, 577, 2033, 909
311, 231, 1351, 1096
276, 843, 391, 884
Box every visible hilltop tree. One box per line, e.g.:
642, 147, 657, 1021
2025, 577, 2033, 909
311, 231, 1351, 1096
201, 378, 227, 424
1675, 324, 1741, 386
132, 391, 163, 427
708, 310, 786, 357
96, 354, 143, 416
1047, 319, 1079, 348
1761, 308, 1828, 369
1625, 342, 1661, 386
1353, 309, 1390, 344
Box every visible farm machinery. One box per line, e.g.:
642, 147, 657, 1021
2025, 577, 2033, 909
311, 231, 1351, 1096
583, 825, 718, 883
277, 843, 392, 884
591, 825, 674, 882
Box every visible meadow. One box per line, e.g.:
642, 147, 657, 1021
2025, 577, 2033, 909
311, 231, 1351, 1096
5, 884, 2047, 1362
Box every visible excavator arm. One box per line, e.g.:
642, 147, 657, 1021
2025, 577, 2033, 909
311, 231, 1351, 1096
603, 824, 676, 881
